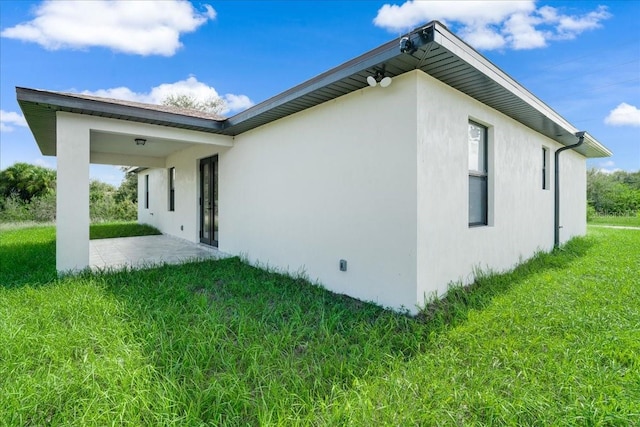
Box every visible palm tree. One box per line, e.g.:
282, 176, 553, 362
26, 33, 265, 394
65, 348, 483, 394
0, 162, 56, 202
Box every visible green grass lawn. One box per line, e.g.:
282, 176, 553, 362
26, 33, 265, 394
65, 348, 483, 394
0, 222, 160, 287
589, 214, 640, 227
1, 224, 638, 425
89, 221, 161, 240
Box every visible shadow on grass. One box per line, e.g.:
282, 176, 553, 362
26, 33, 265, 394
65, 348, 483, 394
91, 259, 427, 423
89, 236, 594, 423
0, 222, 595, 423
417, 236, 595, 330
0, 223, 162, 288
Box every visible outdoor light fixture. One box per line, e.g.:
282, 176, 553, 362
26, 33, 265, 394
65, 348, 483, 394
367, 69, 392, 88
135, 138, 146, 146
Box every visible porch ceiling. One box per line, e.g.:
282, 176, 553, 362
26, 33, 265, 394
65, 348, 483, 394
90, 130, 197, 158
88, 130, 206, 167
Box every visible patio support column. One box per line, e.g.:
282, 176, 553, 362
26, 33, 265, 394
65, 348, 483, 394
56, 112, 90, 272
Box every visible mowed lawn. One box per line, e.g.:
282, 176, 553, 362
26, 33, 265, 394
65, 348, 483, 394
0, 224, 638, 425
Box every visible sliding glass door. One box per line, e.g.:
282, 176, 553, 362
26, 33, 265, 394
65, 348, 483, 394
199, 156, 218, 247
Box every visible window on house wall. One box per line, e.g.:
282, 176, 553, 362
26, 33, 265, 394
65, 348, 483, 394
168, 167, 175, 211
145, 174, 149, 209
469, 121, 488, 226
542, 147, 550, 190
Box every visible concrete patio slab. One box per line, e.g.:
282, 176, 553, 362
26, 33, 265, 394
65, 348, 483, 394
89, 234, 230, 271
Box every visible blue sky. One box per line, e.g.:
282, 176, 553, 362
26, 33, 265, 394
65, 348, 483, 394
1, 0, 638, 186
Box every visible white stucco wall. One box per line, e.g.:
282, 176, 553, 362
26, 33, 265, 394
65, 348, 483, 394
137, 70, 587, 314
558, 149, 587, 242
139, 75, 419, 310
138, 144, 229, 242
56, 112, 90, 272
220, 73, 419, 311
415, 71, 587, 306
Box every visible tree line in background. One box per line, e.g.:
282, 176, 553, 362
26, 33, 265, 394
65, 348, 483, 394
2, 163, 639, 224
0, 163, 138, 223
587, 169, 640, 217
0, 96, 212, 224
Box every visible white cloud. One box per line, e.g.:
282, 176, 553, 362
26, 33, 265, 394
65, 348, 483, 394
0, 110, 28, 132
503, 12, 547, 49
595, 161, 620, 175
605, 103, 640, 127
33, 158, 55, 169
598, 167, 622, 175
79, 76, 254, 115
373, 1, 611, 50
460, 24, 509, 51
224, 94, 255, 113
556, 5, 610, 37
1, 0, 216, 56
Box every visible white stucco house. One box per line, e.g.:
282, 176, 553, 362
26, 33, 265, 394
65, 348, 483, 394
18, 21, 611, 313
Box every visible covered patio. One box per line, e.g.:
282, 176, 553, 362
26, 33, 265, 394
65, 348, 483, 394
90, 234, 230, 271
16, 88, 233, 273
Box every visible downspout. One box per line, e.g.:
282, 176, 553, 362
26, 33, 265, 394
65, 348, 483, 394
554, 131, 585, 248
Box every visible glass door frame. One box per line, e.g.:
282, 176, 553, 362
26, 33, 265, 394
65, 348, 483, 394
199, 155, 218, 247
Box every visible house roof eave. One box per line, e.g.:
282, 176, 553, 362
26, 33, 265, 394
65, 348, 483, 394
16, 20, 612, 159
16, 87, 229, 156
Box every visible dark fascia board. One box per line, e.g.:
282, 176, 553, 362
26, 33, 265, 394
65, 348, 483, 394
224, 44, 399, 129
16, 87, 227, 133
224, 24, 435, 130
223, 21, 610, 157
434, 25, 577, 130
429, 23, 612, 158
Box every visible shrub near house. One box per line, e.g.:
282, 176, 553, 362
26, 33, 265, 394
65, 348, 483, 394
587, 169, 640, 216
0, 163, 138, 223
